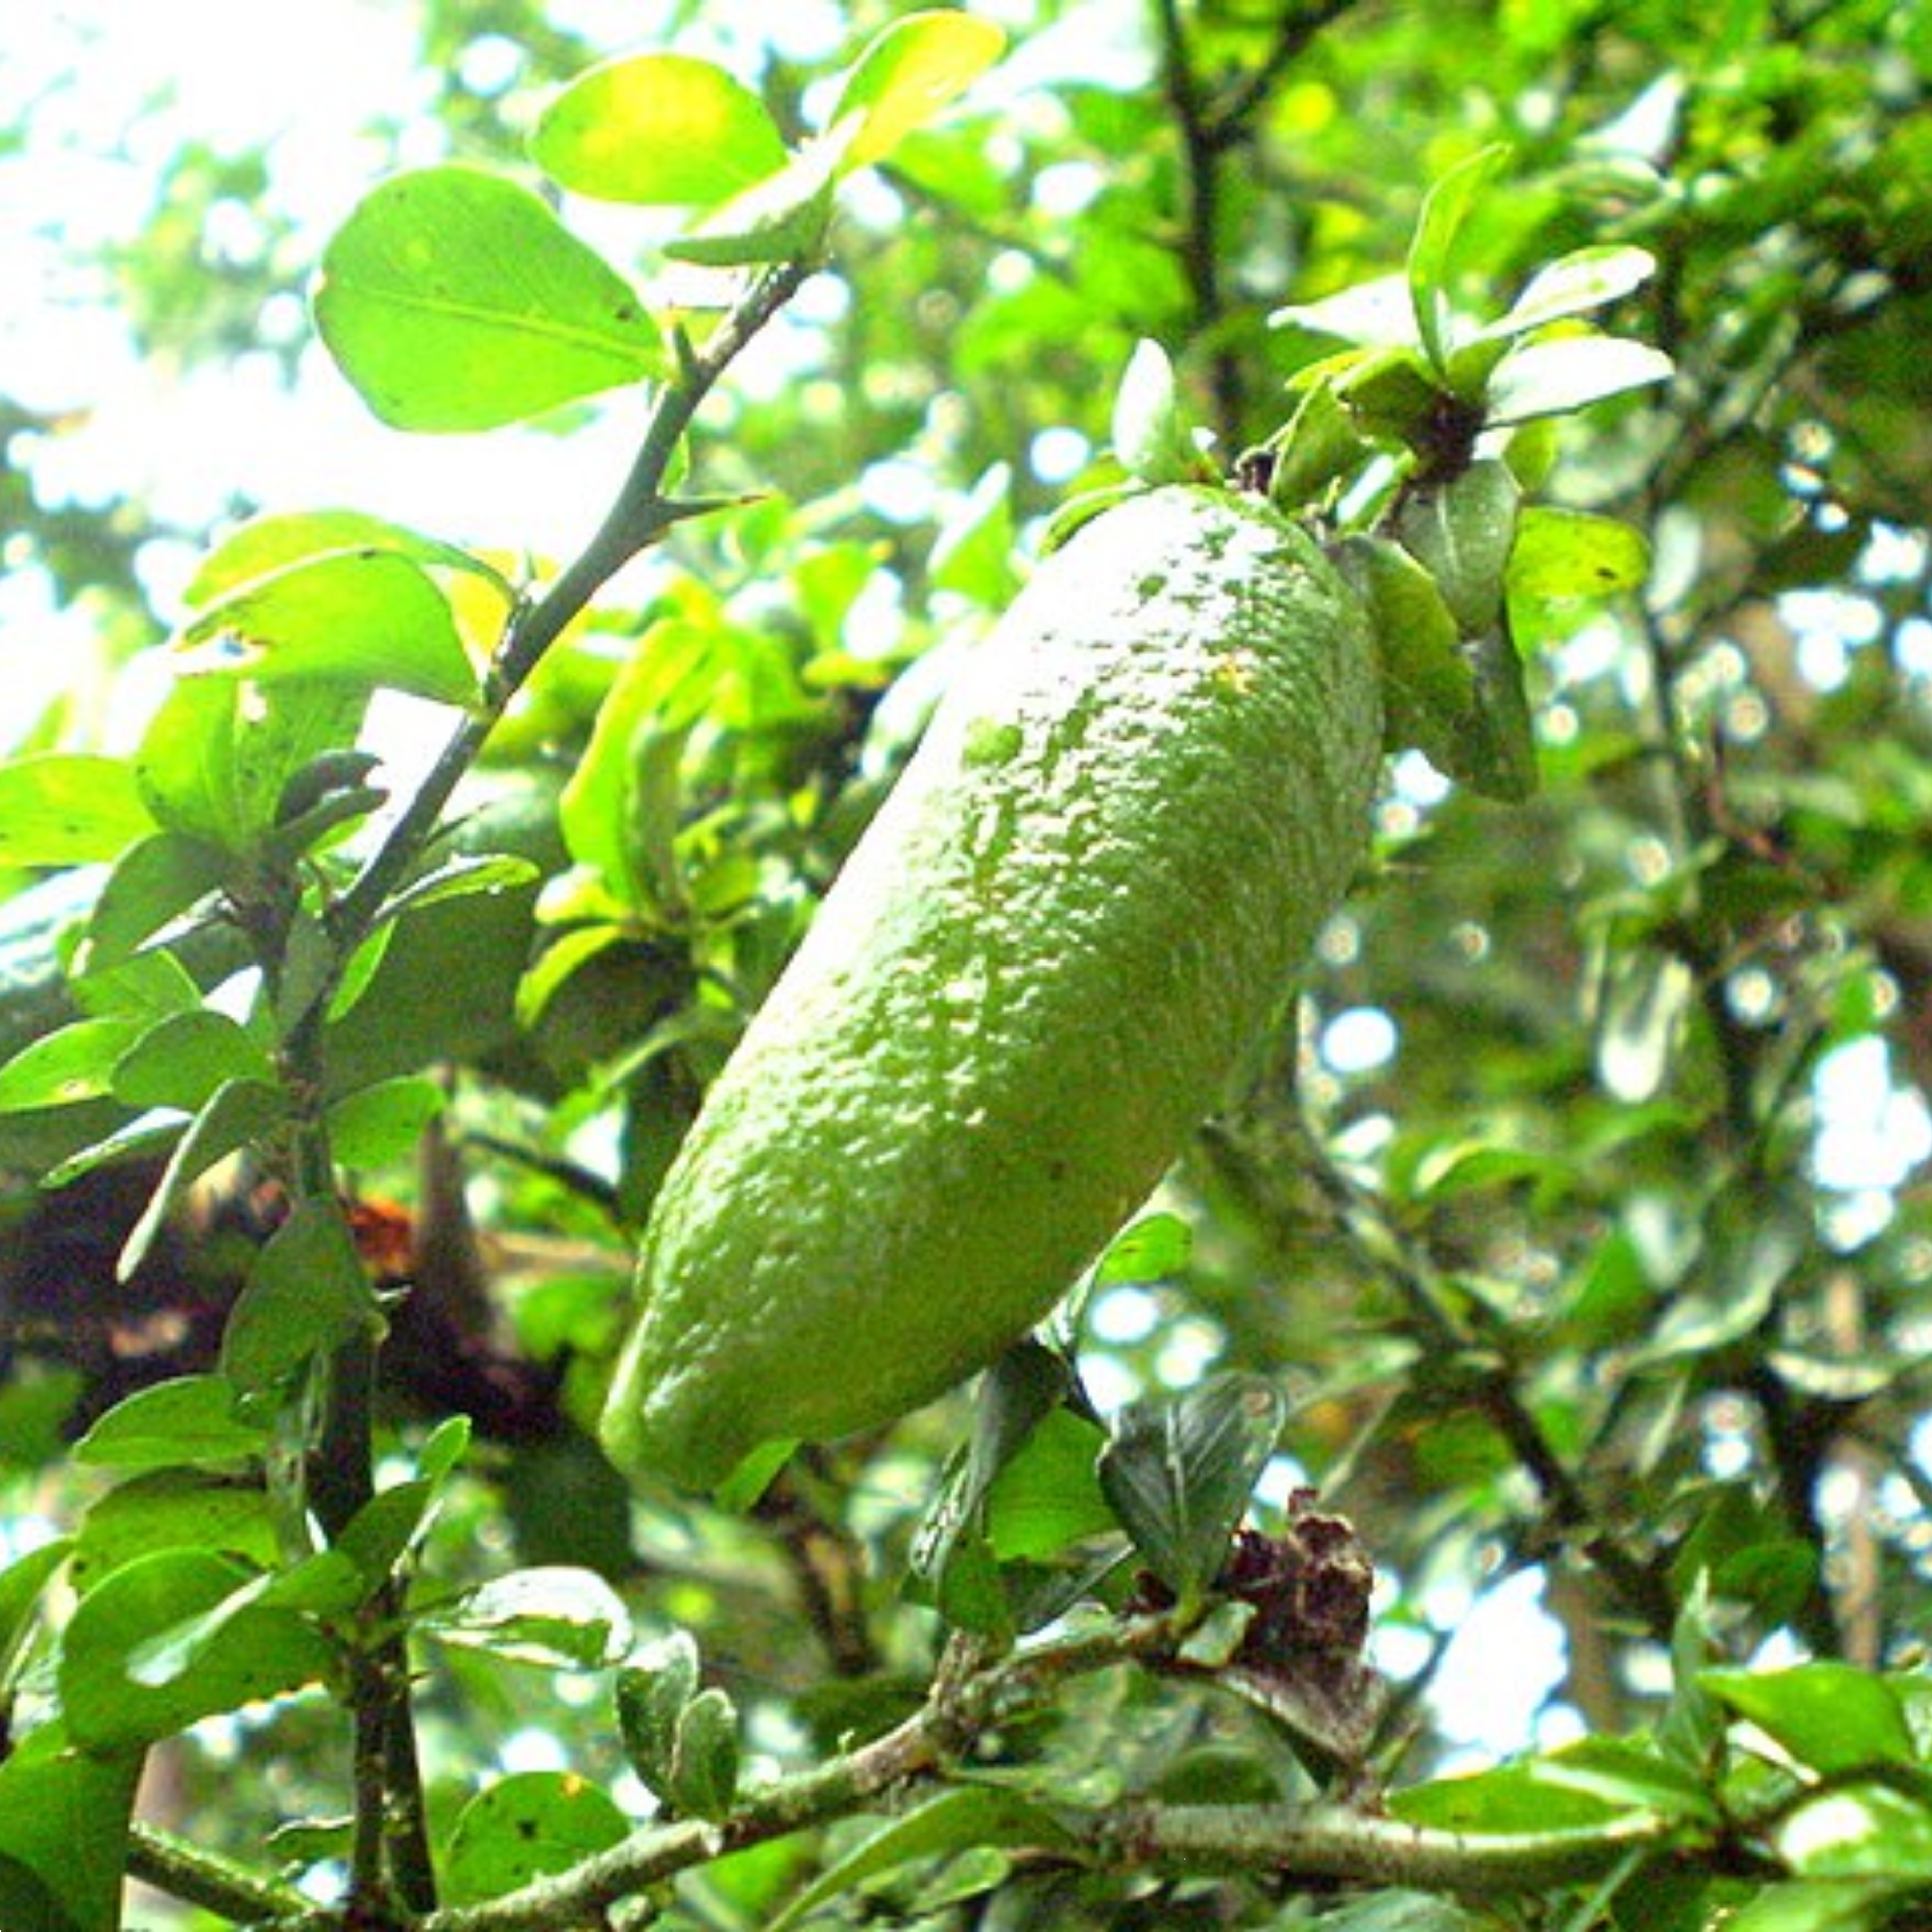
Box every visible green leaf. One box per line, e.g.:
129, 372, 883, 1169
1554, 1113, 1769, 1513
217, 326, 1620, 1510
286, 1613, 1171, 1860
59, 1548, 331, 1748
175, 550, 477, 707
983, 1407, 1115, 1561
1722, 1878, 1927, 1932
1334, 534, 1476, 775
664, 141, 840, 267
1481, 245, 1657, 341
1396, 457, 1520, 636
442, 1772, 629, 1907
1094, 1211, 1192, 1287
117, 1078, 288, 1284
134, 674, 368, 857
220, 1200, 383, 1394
1508, 505, 1652, 599
0, 1542, 70, 1678
1485, 333, 1672, 425
81, 834, 229, 971
1111, 339, 1203, 485
423, 1566, 633, 1671
0, 1747, 141, 1932
71, 1378, 270, 1472
373, 853, 539, 929
0, 1018, 140, 1112
70, 1472, 279, 1597
1097, 1374, 1285, 1608
767, 1786, 1073, 1932
0, 755, 156, 867
185, 509, 507, 606
1406, 144, 1511, 373
616, 1630, 701, 1795
314, 164, 667, 432
823, 11, 1009, 174
1701, 1663, 1917, 1776
112, 1009, 275, 1113
326, 1074, 445, 1171
1777, 1782, 1932, 1878
668, 1686, 740, 1823
531, 52, 789, 206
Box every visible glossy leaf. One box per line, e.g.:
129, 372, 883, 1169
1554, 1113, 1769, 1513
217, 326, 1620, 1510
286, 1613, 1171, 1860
176, 550, 477, 707
185, 509, 505, 606
0, 1018, 139, 1112
113, 1009, 275, 1113
70, 1471, 279, 1597
81, 833, 228, 971
531, 52, 788, 206
1111, 338, 1202, 484
315, 165, 667, 431
0, 755, 155, 867
1482, 245, 1658, 341
1485, 333, 1672, 425
442, 1772, 629, 1905
117, 1077, 288, 1283
134, 674, 368, 857
1701, 1663, 1916, 1776
424, 1565, 633, 1670
824, 11, 1008, 173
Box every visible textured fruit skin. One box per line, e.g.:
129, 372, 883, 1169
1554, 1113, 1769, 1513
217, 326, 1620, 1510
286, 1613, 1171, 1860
601, 485, 1382, 1489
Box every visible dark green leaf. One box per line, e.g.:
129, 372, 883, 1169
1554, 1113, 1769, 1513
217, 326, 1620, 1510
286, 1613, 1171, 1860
59, 1549, 331, 1748
0, 1747, 141, 1932
71, 1378, 270, 1473
1098, 1375, 1284, 1606
70, 1471, 278, 1597
441, 1772, 629, 1906
616, 1630, 701, 1793
668, 1685, 740, 1822
219, 1199, 382, 1394
767, 1786, 1074, 1932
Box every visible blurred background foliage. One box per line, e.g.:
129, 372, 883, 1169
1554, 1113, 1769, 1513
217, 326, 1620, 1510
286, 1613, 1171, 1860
6, 0, 1932, 1925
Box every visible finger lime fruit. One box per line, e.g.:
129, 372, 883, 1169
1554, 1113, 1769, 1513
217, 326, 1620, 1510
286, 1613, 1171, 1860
601, 484, 1382, 1490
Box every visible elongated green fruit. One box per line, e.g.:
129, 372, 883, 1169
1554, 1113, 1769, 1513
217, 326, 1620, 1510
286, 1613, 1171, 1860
601, 485, 1382, 1489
